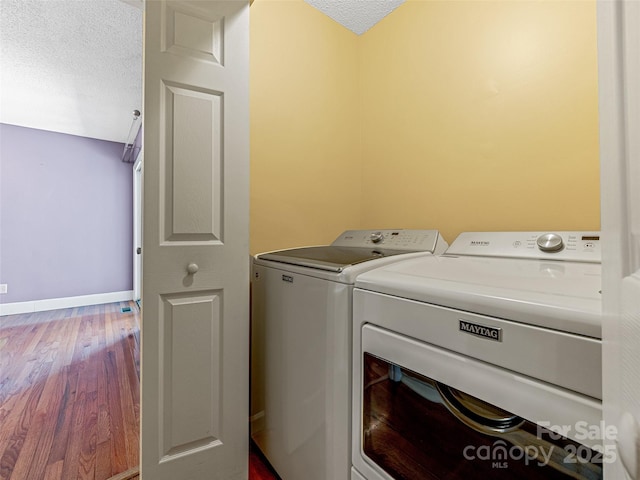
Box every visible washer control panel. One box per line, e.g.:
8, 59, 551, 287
331, 229, 448, 253
446, 231, 601, 263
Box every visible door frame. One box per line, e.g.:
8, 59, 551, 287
598, 1, 640, 478
133, 151, 143, 305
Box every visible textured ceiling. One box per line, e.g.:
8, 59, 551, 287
304, 0, 405, 35
0, 0, 142, 143
0, 0, 400, 144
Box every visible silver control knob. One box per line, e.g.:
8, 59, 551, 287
536, 233, 564, 252
370, 232, 384, 244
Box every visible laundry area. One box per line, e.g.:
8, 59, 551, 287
249, 0, 637, 480
0, 0, 636, 479
250, 230, 605, 480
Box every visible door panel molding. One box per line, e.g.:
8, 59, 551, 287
160, 81, 223, 244
158, 291, 223, 460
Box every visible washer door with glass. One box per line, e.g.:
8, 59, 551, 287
353, 325, 605, 480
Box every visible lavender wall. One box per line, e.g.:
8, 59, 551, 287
0, 123, 133, 303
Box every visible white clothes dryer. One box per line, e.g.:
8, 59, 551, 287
351, 231, 603, 480
250, 229, 448, 480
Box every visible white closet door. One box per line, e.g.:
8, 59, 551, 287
598, 2, 640, 479
141, 1, 250, 479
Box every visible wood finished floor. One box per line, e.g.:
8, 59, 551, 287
249, 441, 280, 480
0, 302, 140, 480
0, 302, 279, 480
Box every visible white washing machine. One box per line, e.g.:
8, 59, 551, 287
351, 231, 604, 480
250, 229, 448, 480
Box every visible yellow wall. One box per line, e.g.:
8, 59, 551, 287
250, 0, 600, 252
250, 0, 362, 254
359, 0, 600, 244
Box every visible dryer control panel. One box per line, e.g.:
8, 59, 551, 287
445, 231, 601, 263
331, 229, 448, 254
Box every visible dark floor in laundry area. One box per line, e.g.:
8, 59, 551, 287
249, 440, 281, 480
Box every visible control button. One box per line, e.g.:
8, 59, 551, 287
370, 232, 384, 244
537, 233, 564, 252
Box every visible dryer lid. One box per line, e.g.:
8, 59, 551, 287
355, 254, 602, 338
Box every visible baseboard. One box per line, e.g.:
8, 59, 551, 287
0, 290, 134, 316
250, 410, 266, 437
106, 466, 139, 480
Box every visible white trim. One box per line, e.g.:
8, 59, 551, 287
598, 1, 640, 479
0, 290, 134, 316
133, 152, 143, 303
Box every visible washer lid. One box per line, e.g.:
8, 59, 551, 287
257, 246, 419, 272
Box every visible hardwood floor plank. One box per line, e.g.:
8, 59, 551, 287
23, 365, 68, 480
0, 377, 32, 464
105, 350, 128, 475
46, 367, 79, 465
30, 315, 84, 478
0, 303, 140, 480
75, 318, 100, 480
77, 390, 98, 480
0, 316, 63, 421
95, 440, 112, 479
59, 387, 87, 480
43, 459, 63, 480
114, 327, 138, 467
1, 361, 52, 480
